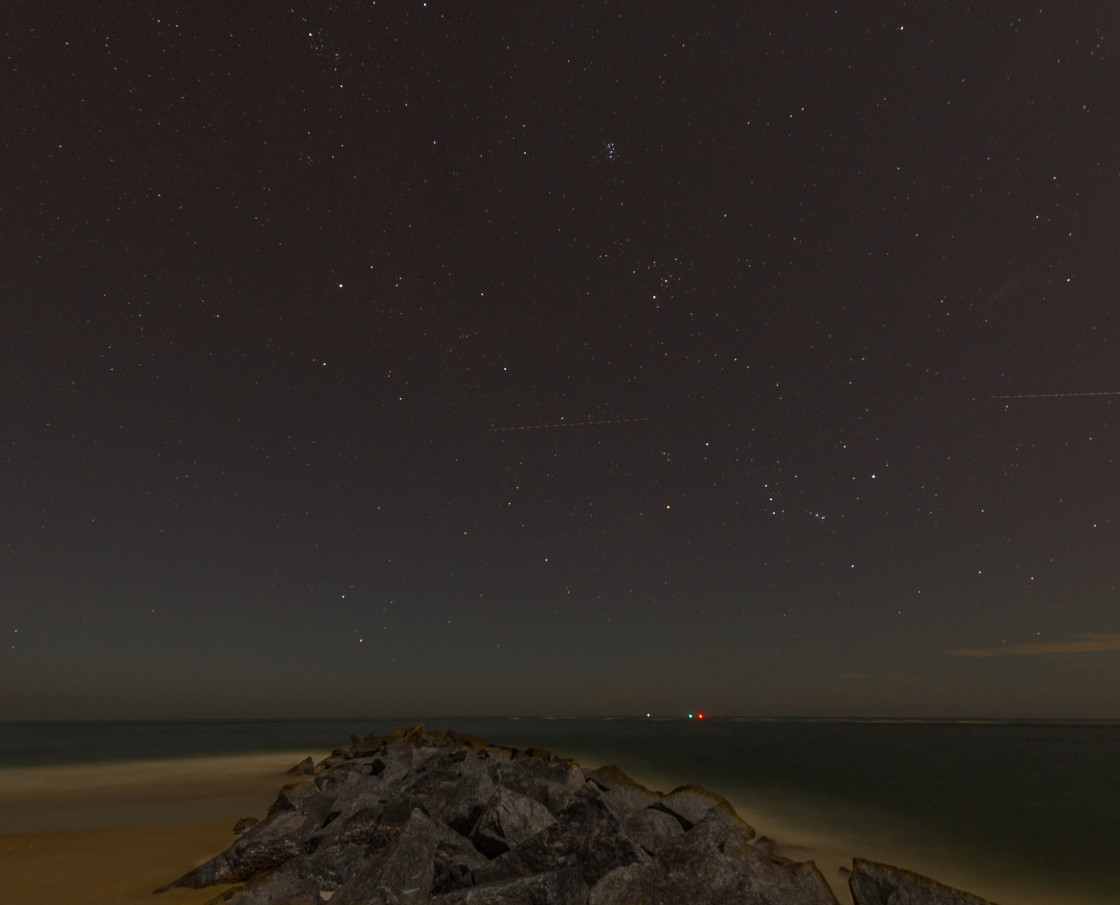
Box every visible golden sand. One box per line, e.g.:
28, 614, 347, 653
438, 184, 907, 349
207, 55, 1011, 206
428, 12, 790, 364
0, 752, 322, 905
0, 823, 237, 905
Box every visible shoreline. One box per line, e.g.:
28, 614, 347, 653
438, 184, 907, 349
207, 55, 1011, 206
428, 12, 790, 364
0, 747, 1104, 905
564, 755, 1086, 905
0, 751, 327, 834
0, 752, 321, 905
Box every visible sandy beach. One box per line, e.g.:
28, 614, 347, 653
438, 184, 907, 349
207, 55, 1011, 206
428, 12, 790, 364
0, 752, 322, 905
1, 823, 238, 905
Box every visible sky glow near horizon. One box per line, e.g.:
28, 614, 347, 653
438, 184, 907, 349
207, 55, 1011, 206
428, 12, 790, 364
3, 2, 1118, 720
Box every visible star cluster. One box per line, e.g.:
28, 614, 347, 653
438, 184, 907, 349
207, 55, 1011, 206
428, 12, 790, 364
3, 3, 1118, 719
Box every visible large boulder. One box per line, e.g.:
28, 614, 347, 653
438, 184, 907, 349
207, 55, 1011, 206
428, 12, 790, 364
850, 859, 1000, 905
471, 787, 647, 888
471, 785, 557, 858
589, 810, 837, 905
329, 807, 442, 905
585, 764, 662, 816
155, 809, 314, 889
653, 785, 754, 834
432, 869, 590, 904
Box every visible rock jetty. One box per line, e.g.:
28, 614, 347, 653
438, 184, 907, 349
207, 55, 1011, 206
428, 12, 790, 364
157, 725, 998, 905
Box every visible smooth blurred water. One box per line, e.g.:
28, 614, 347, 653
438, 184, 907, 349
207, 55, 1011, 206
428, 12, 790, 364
2, 717, 1116, 905
0, 718, 372, 766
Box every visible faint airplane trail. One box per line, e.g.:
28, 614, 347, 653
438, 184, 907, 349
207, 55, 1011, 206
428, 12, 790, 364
492, 417, 650, 431
991, 391, 1120, 400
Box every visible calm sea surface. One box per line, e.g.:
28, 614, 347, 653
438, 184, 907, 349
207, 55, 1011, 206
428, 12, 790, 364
2, 717, 1115, 905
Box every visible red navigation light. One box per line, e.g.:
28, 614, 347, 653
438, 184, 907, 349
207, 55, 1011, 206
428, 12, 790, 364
698, 712, 704, 720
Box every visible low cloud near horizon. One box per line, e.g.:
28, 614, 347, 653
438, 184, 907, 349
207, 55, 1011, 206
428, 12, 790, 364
947, 633, 1120, 658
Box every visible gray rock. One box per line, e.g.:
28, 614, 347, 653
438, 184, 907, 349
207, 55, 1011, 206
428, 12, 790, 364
430, 825, 490, 895
265, 780, 318, 819
590, 815, 836, 905
155, 725, 1001, 905
490, 750, 584, 813
850, 859, 1000, 905
158, 809, 314, 889
200, 866, 324, 905
436, 766, 496, 835
329, 807, 440, 905
653, 784, 754, 835
586, 763, 663, 817
473, 787, 647, 888
288, 756, 317, 775
622, 805, 684, 855
233, 816, 261, 834
433, 869, 590, 904
471, 785, 557, 858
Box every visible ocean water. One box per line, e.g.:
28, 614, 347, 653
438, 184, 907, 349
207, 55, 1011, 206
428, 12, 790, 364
2, 717, 1116, 905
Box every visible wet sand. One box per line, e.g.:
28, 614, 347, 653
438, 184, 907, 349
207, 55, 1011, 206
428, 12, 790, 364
0, 752, 322, 905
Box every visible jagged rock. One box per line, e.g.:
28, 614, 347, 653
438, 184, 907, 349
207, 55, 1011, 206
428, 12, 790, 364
471, 785, 557, 858
472, 786, 647, 889
621, 804, 683, 856
155, 725, 999, 905
289, 756, 317, 775
653, 784, 753, 834
433, 869, 590, 904
329, 808, 441, 905
434, 765, 496, 835
265, 781, 314, 818
158, 810, 314, 889
752, 835, 779, 855
491, 749, 585, 813
233, 816, 260, 834
590, 808, 837, 905
430, 826, 490, 895
586, 764, 662, 816
850, 859, 1000, 905
202, 866, 324, 905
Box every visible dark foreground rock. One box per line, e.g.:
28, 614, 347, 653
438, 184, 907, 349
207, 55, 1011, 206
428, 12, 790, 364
154, 725, 996, 905
850, 859, 1000, 905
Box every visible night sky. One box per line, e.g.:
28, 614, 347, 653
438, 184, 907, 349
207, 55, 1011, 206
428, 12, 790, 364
4, 3, 1119, 720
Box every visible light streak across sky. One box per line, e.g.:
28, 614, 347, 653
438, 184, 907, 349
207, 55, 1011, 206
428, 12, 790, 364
492, 417, 650, 432
991, 391, 1120, 400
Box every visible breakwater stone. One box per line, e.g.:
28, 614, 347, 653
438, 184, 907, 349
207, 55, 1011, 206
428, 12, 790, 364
155, 725, 998, 905
849, 859, 999, 905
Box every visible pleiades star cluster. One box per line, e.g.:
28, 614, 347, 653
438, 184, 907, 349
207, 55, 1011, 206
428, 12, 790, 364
3, 2, 1117, 719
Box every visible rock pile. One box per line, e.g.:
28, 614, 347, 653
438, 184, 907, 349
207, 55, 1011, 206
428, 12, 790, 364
157, 725, 997, 905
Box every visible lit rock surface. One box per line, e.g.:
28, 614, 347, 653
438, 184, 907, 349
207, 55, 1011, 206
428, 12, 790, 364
849, 859, 1000, 905
155, 725, 995, 905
